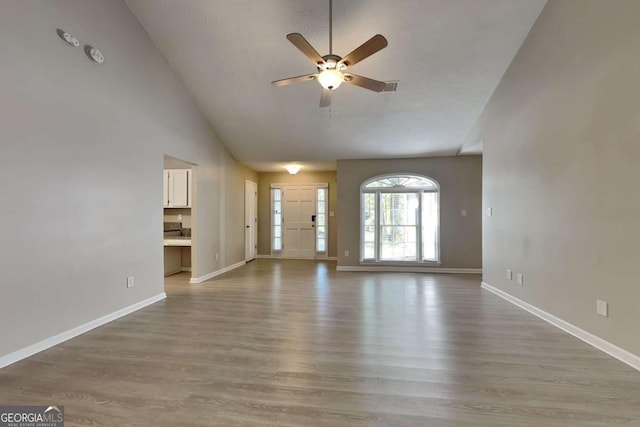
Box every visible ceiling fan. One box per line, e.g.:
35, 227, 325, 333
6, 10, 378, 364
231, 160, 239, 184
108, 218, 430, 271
271, 0, 397, 108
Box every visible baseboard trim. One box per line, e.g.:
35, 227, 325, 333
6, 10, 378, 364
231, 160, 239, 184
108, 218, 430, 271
189, 261, 246, 284
164, 269, 182, 277
0, 293, 166, 370
336, 266, 482, 274
481, 282, 640, 372
256, 255, 337, 261
181, 267, 192, 272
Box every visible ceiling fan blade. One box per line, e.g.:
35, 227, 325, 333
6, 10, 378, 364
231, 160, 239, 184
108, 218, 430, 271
320, 88, 332, 108
271, 73, 318, 87
344, 73, 387, 92
286, 33, 326, 67
338, 34, 388, 68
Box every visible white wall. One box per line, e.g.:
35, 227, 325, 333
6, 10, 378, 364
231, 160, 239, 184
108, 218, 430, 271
467, 0, 640, 356
0, 0, 256, 359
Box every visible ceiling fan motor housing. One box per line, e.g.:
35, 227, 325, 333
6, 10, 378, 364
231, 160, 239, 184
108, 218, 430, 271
319, 54, 345, 71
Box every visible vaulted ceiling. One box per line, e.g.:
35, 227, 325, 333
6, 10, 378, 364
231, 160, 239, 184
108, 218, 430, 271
126, 0, 546, 171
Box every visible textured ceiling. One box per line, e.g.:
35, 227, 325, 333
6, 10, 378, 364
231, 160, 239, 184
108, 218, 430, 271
126, 0, 546, 171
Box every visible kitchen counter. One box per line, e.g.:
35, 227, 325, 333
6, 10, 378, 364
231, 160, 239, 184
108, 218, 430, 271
164, 236, 191, 247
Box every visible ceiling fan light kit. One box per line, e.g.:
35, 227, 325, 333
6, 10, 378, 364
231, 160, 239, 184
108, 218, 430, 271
272, 0, 397, 107
317, 69, 344, 90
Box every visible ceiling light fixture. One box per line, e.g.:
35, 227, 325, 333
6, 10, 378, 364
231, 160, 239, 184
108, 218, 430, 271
317, 69, 344, 90
285, 165, 301, 175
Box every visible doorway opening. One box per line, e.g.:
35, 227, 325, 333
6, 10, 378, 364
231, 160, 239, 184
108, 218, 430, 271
163, 155, 197, 285
270, 183, 328, 259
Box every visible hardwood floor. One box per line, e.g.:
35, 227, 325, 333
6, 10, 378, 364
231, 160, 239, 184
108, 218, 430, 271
1, 259, 639, 426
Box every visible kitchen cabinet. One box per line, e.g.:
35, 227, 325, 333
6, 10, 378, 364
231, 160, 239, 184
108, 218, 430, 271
163, 169, 191, 208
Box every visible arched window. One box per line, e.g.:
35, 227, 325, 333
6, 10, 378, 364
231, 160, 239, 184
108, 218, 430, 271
361, 174, 439, 263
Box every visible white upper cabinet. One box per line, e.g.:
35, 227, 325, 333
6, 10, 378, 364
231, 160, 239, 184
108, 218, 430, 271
164, 169, 191, 208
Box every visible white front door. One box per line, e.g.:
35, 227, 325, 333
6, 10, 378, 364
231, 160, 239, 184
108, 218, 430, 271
282, 185, 316, 259
245, 180, 257, 262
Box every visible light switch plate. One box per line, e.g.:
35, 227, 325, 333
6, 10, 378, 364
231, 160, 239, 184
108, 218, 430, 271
517, 273, 524, 285
507, 269, 512, 280
461, 209, 467, 217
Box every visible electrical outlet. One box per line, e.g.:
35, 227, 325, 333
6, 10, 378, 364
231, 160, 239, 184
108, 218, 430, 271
487, 207, 493, 216
596, 300, 608, 317
178, 214, 182, 221
215, 253, 219, 260
127, 276, 135, 288
344, 250, 349, 257
507, 269, 512, 280
517, 273, 524, 285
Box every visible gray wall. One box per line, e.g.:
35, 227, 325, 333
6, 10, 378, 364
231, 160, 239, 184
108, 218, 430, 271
0, 0, 256, 359
336, 157, 482, 268
466, 0, 640, 356
257, 171, 337, 258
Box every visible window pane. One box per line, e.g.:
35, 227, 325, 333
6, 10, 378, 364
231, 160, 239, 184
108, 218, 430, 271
362, 193, 376, 259
365, 175, 436, 190
363, 193, 376, 224
422, 192, 438, 261
272, 188, 282, 252
380, 193, 418, 226
380, 193, 418, 261
317, 188, 328, 253
380, 226, 417, 260
364, 242, 375, 259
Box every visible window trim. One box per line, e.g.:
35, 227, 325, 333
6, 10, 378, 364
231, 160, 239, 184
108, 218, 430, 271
360, 174, 440, 264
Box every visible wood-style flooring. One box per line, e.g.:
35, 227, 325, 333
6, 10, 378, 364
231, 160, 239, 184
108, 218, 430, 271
1, 259, 639, 426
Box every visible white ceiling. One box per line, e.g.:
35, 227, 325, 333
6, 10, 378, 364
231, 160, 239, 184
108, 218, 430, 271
126, 0, 546, 171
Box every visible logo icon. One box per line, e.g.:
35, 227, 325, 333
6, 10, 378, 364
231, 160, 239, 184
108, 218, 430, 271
0, 405, 64, 426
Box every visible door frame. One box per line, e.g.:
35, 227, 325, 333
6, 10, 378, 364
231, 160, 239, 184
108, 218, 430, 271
270, 183, 328, 259
245, 180, 258, 262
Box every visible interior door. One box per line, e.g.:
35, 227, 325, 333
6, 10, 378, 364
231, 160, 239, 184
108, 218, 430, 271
283, 185, 316, 259
245, 180, 258, 262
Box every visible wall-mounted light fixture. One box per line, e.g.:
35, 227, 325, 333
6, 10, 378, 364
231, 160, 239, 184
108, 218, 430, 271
285, 165, 301, 175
